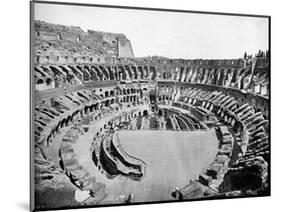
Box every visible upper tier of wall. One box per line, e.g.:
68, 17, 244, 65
34, 20, 135, 58
33, 54, 269, 73
33, 21, 269, 71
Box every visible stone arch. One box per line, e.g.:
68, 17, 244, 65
116, 87, 122, 95
105, 91, 109, 97
149, 66, 156, 80
105, 99, 110, 107
143, 110, 148, 116
59, 66, 77, 84
49, 66, 65, 79
118, 66, 127, 80
211, 69, 219, 84
131, 66, 138, 79
139, 89, 143, 98
124, 65, 133, 80
87, 67, 99, 81
185, 67, 192, 82
112, 66, 119, 80
99, 66, 109, 80
138, 66, 144, 79
143, 66, 149, 78
83, 66, 93, 80
92, 66, 103, 81
107, 66, 115, 80
76, 65, 91, 81
68, 66, 83, 81
179, 67, 185, 82
37, 79, 44, 85
217, 68, 225, 86
201, 68, 209, 84
46, 78, 53, 86
163, 72, 168, 80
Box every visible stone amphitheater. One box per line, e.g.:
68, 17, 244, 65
32, 20, 270, 210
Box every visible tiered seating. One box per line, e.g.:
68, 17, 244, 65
59, 126, 107, 204
89, 113, 146, 181
170, 87, 269, 198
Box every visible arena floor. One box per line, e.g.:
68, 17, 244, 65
115, 130, 219, 202
73, 129, 216, 204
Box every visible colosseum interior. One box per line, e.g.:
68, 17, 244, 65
32, 20, 270, 210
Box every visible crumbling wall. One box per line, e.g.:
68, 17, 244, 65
118, 37, 134, 58
34, 20, 132, 58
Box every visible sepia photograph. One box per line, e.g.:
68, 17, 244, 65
30, 1, 270, 211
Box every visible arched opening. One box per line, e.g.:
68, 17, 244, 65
143, 66, 149, 78
107, 67, 114, 80
46, 78, 53, 86
99, 66, 109, 80
163, 72, 167, 79
125, 66, 133, 80
149, 66, 156, 80
143, 110, 148, 116
92, 66, 103, 81
68, 66, 83, 82
37, 79, 44, 84
139, 89, 143, 98
88, 67, 99, 81
118, 66, 127, 80
131, 66, 138, 79
84, 106, 88, 115
76, 66, 91, 81
179, 67, 184, 82
138, 66, 144, 79
105, 100, 109, 107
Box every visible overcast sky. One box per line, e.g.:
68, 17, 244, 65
34, 3, 269, 59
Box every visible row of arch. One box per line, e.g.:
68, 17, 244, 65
95, 87, 144, 99
35, 65, 157, 87
43, 90, 148, 145
162, 67, 246, 88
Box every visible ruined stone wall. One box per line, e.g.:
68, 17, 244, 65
34, 20, 131, 58
117, 37, 134, 58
